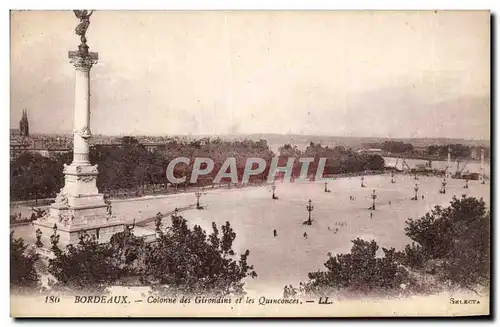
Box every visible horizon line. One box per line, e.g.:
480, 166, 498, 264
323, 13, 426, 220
12, 131, 491, 142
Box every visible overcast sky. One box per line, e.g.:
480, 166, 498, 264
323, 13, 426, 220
10, 10, 490, 139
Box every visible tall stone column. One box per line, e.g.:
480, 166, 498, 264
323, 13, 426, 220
33, 12, 126, 246
69, 51, 97, 165
60, 50, 100, 200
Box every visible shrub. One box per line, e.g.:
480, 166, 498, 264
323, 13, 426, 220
304, 238, 413, 296
48, 233, 124, 292
10, 231, 39, 291
404, 196, 490, 289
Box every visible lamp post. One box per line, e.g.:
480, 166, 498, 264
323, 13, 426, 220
371, 189, 377, 210
271, 182, 277, 199
155, 212, 163, 236
306, 199, 314, 225
50, 223, 59, 248
195, 190, 202, 209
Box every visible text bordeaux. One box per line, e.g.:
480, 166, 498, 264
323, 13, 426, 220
74, 295, 130, 304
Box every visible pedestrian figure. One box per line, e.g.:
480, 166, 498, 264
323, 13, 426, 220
328, 226, 331, 231
422, 194, 424, 200
298, 282, 305, 296
283, 286, 289, 298
370, 212, 373, 219
273, 229, 278, 237
303, 232, 308, 239
389, 200, 391, 205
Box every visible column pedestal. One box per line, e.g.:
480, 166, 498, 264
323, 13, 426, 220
33, 163, 126, 246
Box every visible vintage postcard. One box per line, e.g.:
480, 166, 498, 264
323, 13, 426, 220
10, 10, 490, 317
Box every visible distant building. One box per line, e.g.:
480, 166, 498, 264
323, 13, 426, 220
10, 128, 20, 136
19, 109, 29, 137
359, 148, 383, 155
413, 146, 429, 156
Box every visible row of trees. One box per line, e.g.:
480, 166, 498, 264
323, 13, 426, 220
427, 144, 490, 159
381, 141, 413, 154
362, 140, 491, 160
298, 196, 490, 296
10, 152, 71, 202
363, 140, 490, 160
10, 137, 274, 201
11, 138, 384, 202
278, 142, 385, 177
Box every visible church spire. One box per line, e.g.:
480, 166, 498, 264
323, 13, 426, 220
19, 109, 29, 137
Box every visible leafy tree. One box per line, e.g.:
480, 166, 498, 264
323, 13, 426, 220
10, 153, 67, 202
279, 144, 302, 157
143, 214, 257, 296
303, 238, 412, 296
363, 154, 385, 171
10, 231, 39, 291
48, 233, 124, 292
109, 228, 149, 277
397, 242, 426, 269
404, 196, 490, 289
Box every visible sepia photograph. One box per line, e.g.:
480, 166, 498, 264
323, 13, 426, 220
9, 9, 490, 317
